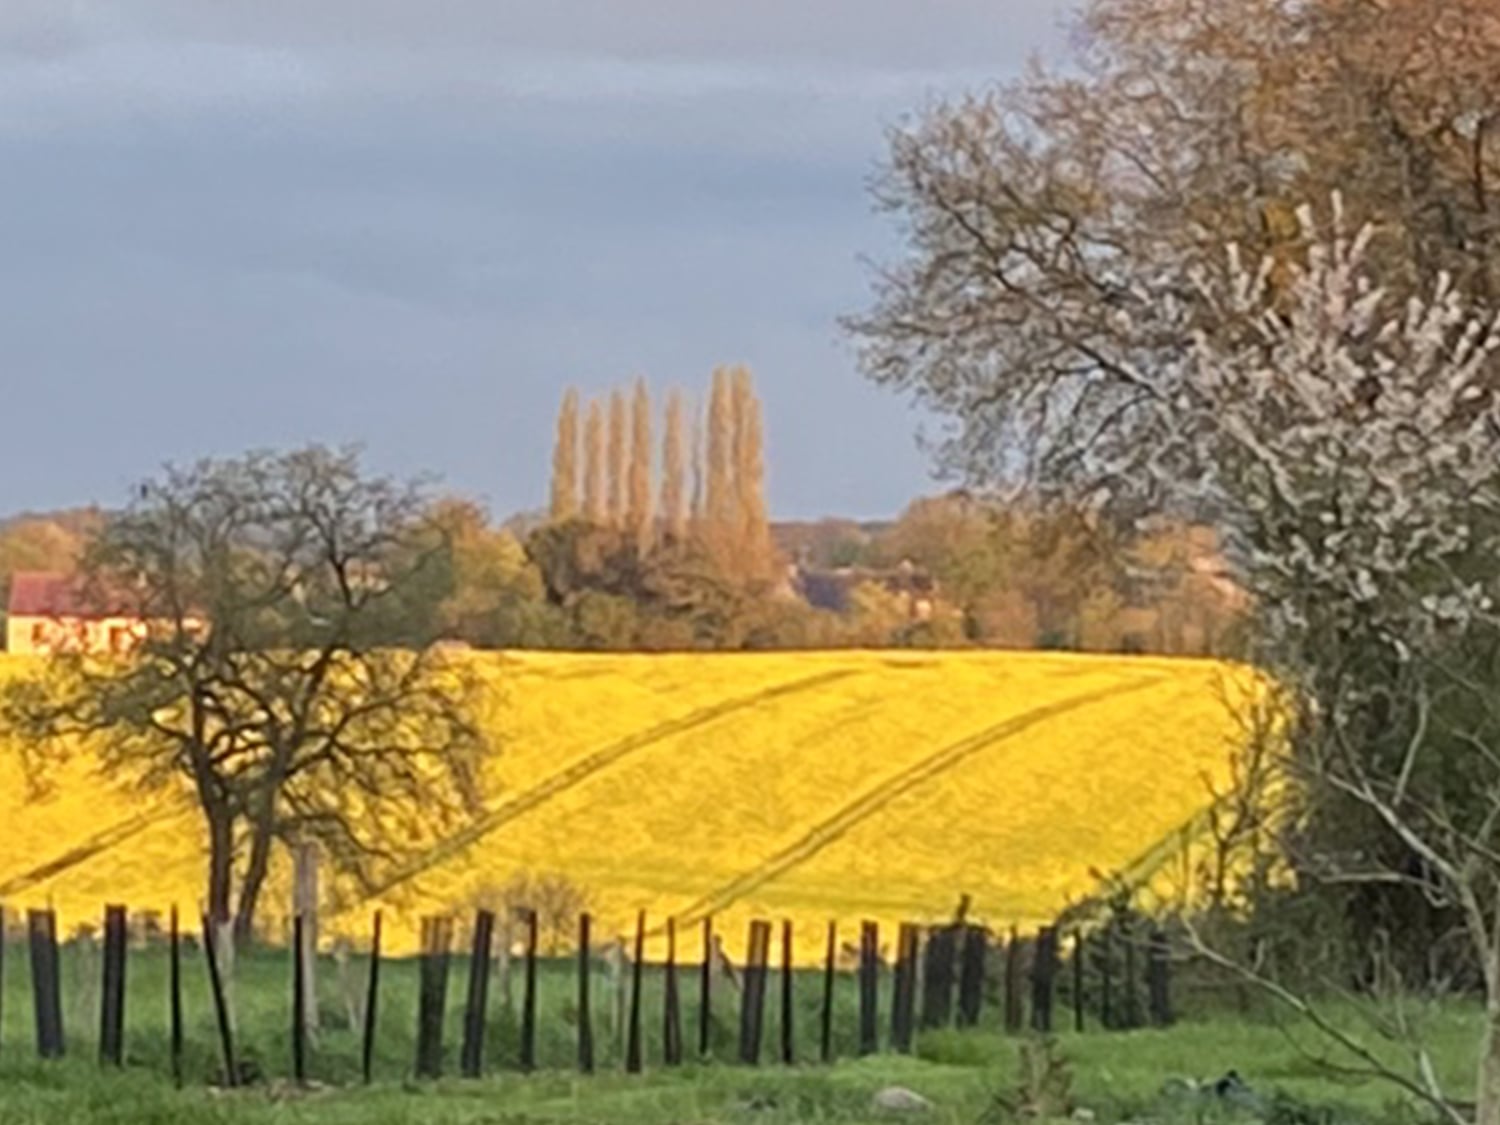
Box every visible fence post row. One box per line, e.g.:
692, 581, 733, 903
779, 919, 794, 1066
28, 909, 64, 1060
820, 921, 837, 1063
663, 917, 683, 1067
1031, 925, 1059, 1033
362, 911, 383, 1085
520, 908, 539, 1073
921, 924, 958, 1030
698, 917, 713, 1059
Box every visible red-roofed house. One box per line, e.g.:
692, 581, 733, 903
5, 571, 147, 656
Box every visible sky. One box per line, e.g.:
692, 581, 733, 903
0, 0, 1074, 521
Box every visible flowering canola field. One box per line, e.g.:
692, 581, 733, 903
0, 650, 1253, 961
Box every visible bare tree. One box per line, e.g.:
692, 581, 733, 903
4, 447, 488, 945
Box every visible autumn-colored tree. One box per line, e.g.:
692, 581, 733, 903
660, 390, 688, 542
688, 394, 705, 526
731, 367, 773, 580
628, 378, 654, 552
582, 398, 607, 525
549, 388, 580, 522
703, 367, 736, 561
607, 390, 627, 527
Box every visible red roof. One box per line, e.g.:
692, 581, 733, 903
7, 571, 126, 619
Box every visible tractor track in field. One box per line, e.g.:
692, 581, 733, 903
344, 666, 863, 908
0, 802, 193, 898
666, 675, 1164, 932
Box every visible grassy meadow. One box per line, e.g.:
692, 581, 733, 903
0, 649, 1259, 961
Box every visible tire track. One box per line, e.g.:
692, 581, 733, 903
668, 676, 1163, 931
0, 802, 192, 898
349, 667, 862, 905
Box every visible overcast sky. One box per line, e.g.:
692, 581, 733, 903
0, 1, 1074, 520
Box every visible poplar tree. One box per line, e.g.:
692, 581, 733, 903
607, 389, 627, 527
549, 388, 580, 522
660, 389, 688, 542
628, 378, 654, 551
704, 367, 736, 547
731, 367, 773, 578
583, 398, 607, 524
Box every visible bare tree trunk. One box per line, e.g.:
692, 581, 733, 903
234, 828, 275, 943
207, 813, 234, 930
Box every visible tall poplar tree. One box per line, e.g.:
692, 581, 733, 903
607, 389, 627, 527
660, 390, 688, 542
549, 388, 580, 522
731, 367, 773, 578
583, 398, 607, 524
628, 378, 654, 551
704, 367, 736, 553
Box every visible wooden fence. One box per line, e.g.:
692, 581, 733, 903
0, 902, 1173, 1086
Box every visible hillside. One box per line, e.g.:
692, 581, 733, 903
0, 650, 1255, 960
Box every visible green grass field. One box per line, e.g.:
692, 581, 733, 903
0, 940, 1482, 1124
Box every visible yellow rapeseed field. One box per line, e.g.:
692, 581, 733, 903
0, 650, 1256, 961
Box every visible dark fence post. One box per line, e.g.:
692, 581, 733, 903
28, 909, 64, 1060
100, 904, 127, 1067
1031, 926, 1059, 1033
169, 906, 184, 1088
460, 909, 494, 1079
1003, 927, 1024, 1033
857, 921, 879, 1056
698, 917, 713, 1059
578, 913, 594, 1073
1123, 921, 1141, 1030
663, 917, 683, 1066
1148, 928, 1172, 1027
920, 925, 957, 1030
292, 912, 308, 1084
956, 925, 988, 1028
890, 923, 918, 1053
820, 921, 836, 1063
520, 909, 539, 1072
625, 910, 645, 1074
200, 915, 236, 1086
1072, 931, 1085, 1033
779, 919, 794, 1066
362, 911, 383, 1085
738, 920, 771, 1066
414, 915, 453, 1079
1100, 924, 1115, 1030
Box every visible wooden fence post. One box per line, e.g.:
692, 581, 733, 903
820, 921, 836, 1063
100, 904, 127, 1067
520, 908, 539, 1072
857, 921, 879, 1056
1072, 931, 1085, 1033
169, 906, 184, 1088
891, 923, 919, 1052
956, 925, 987, 1028
460, 909, 494, 1079
1148, 927, 1172, 1027
414, 916, 453, 1079
292, 913, 308, 1084
1003, 927, 1024, 1033
1031, 926, 1059, 1033
625, 911, 645, 1074
578, 913, 594, 1074
361, 911, 382, 1085
28, 909, 64, 1060
1123, 921, 1141, 1030
200, 913, 236, 1085
663, 917, 683, 1066
779, 919, 794, 1066
698, 917, 713, 1059
1099, 924, 1115, 1030
920, 925, 957, 1030
738, 920, 771, 1066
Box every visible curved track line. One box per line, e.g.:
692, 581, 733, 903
0, 801, 192, 898
348, 667, 862, 906
668, 676, 1163, 930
